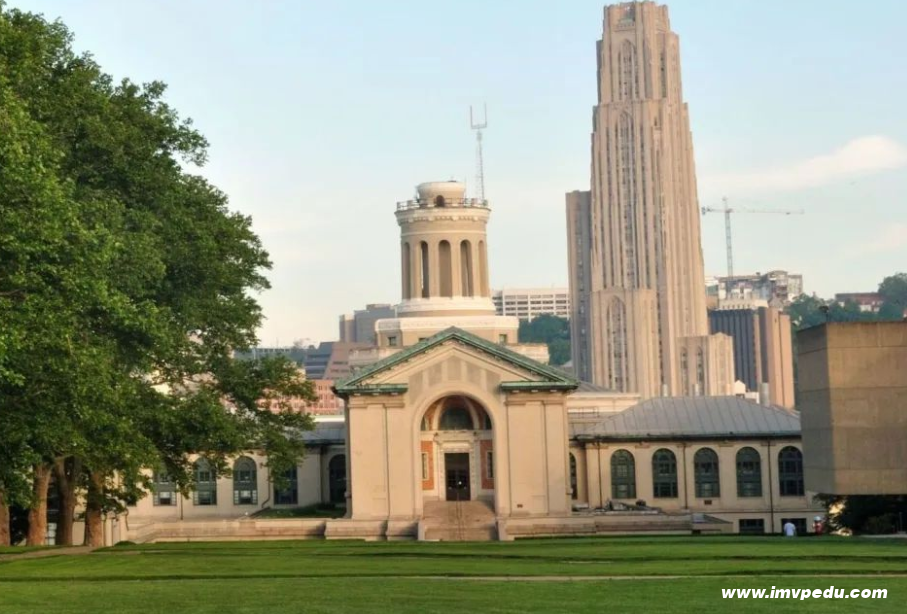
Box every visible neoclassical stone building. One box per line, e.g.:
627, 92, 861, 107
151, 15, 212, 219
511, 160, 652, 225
115, 180, 820, 543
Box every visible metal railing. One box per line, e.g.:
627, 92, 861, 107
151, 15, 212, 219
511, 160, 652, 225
396, 198, 489, 212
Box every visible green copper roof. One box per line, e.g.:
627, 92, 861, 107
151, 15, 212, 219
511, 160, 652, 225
334, 327, 578, 395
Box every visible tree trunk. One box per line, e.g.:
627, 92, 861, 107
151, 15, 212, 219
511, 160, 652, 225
83, 470, 105, 548
26, 464, 51, 546
0, 490, 10, 547
52, 457, 82, 546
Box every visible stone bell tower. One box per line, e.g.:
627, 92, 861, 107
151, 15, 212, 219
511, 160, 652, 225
373, 181, 521, 349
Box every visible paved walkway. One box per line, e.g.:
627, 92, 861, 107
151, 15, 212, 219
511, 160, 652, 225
0, 546, 96, 562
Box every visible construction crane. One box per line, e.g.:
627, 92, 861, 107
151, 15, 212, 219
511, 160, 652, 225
701, 197, 804, 292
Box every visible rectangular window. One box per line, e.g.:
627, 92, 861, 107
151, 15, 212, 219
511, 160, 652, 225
233, 489, 258, 505
739, 518, 765, 534
421, 452, 429, 481
498, 334, 508, 345
194, 490, 217, 506
154, 490, 176, 506
781, 517, 808, 535
388, 336, 398, 347
486, 451, 494, 480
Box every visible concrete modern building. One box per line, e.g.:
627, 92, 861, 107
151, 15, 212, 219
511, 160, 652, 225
303, 341, 370, 381
833, 292, 884, 313
709, 305, 795, 408
566, 190, 593, 383
798, 322, 907, 495
567, 1, 734, 399
492, 288, 570, 321
339, 304, 398, 344
707, 271, 804, 306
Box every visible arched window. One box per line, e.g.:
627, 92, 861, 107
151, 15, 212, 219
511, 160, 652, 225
438, 240, 452, 297
736, 447, 762, 497
152, 469, 176, 506
460, 240, 473, 296
434, 195, 446, 207
694, 448, 720, 498
274, 466, 298, 505
778, 446, 804, 496
478, 240, 489, 296
328, 455, 346, 504
439, 406, 473, 431
611, 449, 636, 499
401, 242, 411, 300
420, 241, 430, 298
569, 453, 578, 500
651, 448, 678, 498
193, 458, 217, 506
233, 456, 258, 505
680, 349, 689, 395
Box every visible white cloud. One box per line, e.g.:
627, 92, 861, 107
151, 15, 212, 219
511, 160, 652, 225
704, 135, 907, 193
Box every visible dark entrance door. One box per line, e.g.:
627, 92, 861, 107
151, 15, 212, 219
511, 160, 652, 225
445, 453, 470, 501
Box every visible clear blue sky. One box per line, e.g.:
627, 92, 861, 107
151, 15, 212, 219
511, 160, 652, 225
12, 0, 907, 344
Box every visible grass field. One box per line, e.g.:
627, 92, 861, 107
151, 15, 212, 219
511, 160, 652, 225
0, 536, 904, 613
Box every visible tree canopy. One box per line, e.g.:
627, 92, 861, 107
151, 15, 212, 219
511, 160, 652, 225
518, 315, 571, 366
0, 5, 314, 545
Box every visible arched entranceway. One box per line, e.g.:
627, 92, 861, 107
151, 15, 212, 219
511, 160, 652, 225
419, 395, 494, 506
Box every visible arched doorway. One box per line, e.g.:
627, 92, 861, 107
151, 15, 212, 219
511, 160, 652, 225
419, 395, 493, 505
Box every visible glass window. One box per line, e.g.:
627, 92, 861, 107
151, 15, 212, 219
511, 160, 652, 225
651, 449, 678, 498
439, 407, 473, 431
329, 455, 346, 504
739, 518, 765, 534
274, 466, 298, 505
569, 453, 578, 500
486, 451, 494, 480
694, 448, 720, 498
193, 458, 217, 506
233, 456, 258, 505
421, 453, 429, 480
736, 447, 762, 497
778, 447, 804, 496
152, 469, 177, 506
781, 517, 808, 534
611, 449, 636, 499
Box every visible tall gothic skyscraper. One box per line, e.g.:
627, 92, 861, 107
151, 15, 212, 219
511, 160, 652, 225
567, 2, 733, 398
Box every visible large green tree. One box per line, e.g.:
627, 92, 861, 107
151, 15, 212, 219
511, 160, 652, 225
518, 315, 571, 367
878, 272, 907, 321
0, 5, 314, 546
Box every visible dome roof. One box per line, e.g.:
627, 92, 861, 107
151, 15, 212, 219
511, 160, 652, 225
417, 181, 465, 203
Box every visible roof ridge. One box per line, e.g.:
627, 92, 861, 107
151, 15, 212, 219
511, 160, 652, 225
335, 326, 578, 393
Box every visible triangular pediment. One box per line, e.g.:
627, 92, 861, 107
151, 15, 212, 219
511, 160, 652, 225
334, 327, 577, 396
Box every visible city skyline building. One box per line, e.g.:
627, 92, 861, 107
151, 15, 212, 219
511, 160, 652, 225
568, 1, 733, 399
492, 287, 570, 321
339, 303, 397, 345
706, 270, 804, 306
709, 305, 795, 408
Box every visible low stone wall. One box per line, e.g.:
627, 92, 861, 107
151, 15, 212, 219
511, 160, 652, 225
127, 518, 328, 543
500, 512, 692, 540
124, 512, 697, 543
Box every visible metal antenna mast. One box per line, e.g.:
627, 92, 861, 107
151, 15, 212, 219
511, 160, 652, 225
470, 104, 487, 202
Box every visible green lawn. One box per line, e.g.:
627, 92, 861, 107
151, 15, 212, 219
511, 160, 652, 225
0, 536, 904, 613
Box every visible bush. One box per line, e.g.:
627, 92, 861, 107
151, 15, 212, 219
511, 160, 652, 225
861, 514, 898, 535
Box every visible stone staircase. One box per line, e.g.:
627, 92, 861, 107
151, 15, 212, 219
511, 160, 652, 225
420, 500, 497, 541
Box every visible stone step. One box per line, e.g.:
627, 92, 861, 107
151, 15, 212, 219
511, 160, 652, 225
425, 526, 497, 542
